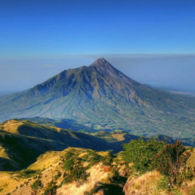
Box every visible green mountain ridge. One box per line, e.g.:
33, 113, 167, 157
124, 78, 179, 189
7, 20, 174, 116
0, 119, 177, 172
0, 119, 123, 171
0, 58, 194, 143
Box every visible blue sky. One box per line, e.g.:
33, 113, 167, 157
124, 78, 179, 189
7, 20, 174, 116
0, 0, 195, 92
1, 0, 195, 57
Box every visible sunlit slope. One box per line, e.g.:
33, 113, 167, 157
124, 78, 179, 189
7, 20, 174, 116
0, 119, 119, 170
0, 146, 195, 195
0, 148, 120, 195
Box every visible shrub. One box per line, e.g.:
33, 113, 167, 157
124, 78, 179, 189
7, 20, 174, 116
44, 181, 57, 195
64, 151, 75, 159
62, 151, 89, 184
87, 151, 103, 165
154, 141, 191, 187
62, 166, 88, 185
54, 171, 61, 180
157, 176, 169, 190
123, 139, 165, 173
63, 159, 74, 171
71, 166, 88, 181
19, 169, 38, 178
102, 152, 113, 165
31, 179, 43, 190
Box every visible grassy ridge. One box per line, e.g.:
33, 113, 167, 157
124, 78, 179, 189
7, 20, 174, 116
0, 120, 124, 171
0, 141, 194, 195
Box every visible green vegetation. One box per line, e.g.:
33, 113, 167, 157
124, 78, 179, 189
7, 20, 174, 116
61, 149, 114, 186
63, 159, 74, 171
0, 140, 194, 194
44, 181, 57, 195
154, 141, 192, 187
0, 133, 40, 170
82, 150, 104, 166
31, 179, 43, 190
123, 139, 165, 173
62, 150, 89, 184
63, 166, 88, 184
157, 176, 169, 190
18, 169, 39, 178
123, 139, 194, 191
0, 119, 121, 171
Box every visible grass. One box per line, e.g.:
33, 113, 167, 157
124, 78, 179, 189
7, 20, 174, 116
0, 120, 24, 134
61, 150, 90, 184
0, 172, 21, 194
0, 119, 122, 172
29, 150, 63, 170
0, 145, 194, 195
123, 170, 162, 195
31, 179, 43, 190
111, 133, 126, 141
157, 176, 169, 190
44, 181, 57, 195
187, 148, 195, 168
0, 145, 9, 159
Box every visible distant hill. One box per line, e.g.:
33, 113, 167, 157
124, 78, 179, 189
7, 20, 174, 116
0, 119, 123, 171
21, 117, 95, 132
0, 58, 194, 143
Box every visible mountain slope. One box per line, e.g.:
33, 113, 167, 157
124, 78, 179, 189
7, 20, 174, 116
0, 147, 125, 195
0, 119, 176, 172
0, 58, 195, 142
0, 119, 121, 170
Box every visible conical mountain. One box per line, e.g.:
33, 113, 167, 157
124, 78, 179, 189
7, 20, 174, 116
0, 58, 194, 142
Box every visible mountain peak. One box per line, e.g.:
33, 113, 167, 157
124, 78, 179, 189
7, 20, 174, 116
90, 58, 112, 68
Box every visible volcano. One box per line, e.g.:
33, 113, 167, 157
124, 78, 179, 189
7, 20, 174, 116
0, 58, 195, 141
